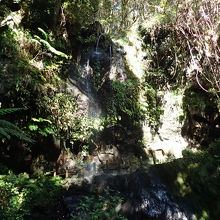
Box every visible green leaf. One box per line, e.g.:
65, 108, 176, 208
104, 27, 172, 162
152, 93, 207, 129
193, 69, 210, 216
31, 118, 40, 122
44, 127, 54, 134
38, 27, 48, 40
32, 117, 52, 124
34, 35, 68, 59
28, 124, 39, 131
38, 130, 48, 137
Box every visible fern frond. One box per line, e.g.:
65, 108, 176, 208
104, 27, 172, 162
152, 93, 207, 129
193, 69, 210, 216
0, 120, 33, 142
38, 27, 48, 40
3, 128, 33, 142
34, 35, 68, 59
0, 119, 22, 130
0, 108, 24, 116
0, 127, 10, 139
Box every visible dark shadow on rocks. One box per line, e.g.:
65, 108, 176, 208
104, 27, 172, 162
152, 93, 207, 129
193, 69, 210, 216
181, 84, 220, 149
57, 168, 195, 220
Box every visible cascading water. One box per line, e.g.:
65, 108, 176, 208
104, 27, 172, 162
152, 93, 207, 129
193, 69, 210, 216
109, 45, 112, 64
92, 34, 103, 61
83, 59, 91, 94
82, 58, 101, 118
95, 34, 103, 53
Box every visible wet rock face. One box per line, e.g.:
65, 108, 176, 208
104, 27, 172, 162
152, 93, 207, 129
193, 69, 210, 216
136, 187, 188, 220
143, 90, 188, 163
60, 168, 194, 220
117, 169, 191, 220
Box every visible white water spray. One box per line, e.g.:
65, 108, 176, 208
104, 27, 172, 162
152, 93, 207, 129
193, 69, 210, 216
95, 34, 103, 52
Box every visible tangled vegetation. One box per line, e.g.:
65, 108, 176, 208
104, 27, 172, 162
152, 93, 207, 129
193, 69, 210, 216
157, 139, 220, 219
0, 165, 63, 219
0, 0, 219, 219
107, 79, 145, 126
71, 187, 126, 220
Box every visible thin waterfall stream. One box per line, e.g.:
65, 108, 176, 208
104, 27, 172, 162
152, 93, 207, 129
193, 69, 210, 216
95, 34, 103, 52
109, 45, 112, 64
82, 58, 101, 118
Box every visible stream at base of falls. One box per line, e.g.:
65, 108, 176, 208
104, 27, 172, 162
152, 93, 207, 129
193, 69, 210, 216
53, 167, 195, 220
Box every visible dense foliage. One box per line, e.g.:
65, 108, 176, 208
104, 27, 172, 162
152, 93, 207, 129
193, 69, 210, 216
71, 187, 126, 220
139, 0, 219, 95
0, 166, 63, 219
0, 0, 219, 219
0, 108, 32, 142
157, 139, 220, 219
107, 79, 145, 125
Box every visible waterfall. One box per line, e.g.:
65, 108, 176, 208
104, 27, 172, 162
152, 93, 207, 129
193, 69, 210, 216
82, 58, 101, 118
109, 46, 112, 64
95, 34, 103, 52
84, 59, 91, 95
83, 162, 97, 183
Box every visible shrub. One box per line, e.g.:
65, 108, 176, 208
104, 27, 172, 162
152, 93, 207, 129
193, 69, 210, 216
158, 138, 220, 219
71, 187, 126, 220
107, 79, 145, 126
0, 171, 63, 219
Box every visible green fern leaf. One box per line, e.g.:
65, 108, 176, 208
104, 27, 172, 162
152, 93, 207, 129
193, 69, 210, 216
0, 119, 33, 142
38, 27, 49, 40
0, 119, 21, 130
0, 108, 24, 116
3, 127, 33, 142
0, 127, 10, 139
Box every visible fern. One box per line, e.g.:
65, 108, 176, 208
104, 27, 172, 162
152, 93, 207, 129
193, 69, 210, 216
33, 28, 68, 59
38, 27, 49, 41
0, 109, 33, 142
0, 108, 24, 116
0, 127, 10, 139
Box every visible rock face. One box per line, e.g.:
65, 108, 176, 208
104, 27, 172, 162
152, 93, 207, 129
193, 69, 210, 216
54, 147, 144, 184
143, 90, 188, 163
109, 40, 127, 82
60, 168, 195, 220
67, 59, 103, 118
66, 33, 132, 119
143, 87, 220, 164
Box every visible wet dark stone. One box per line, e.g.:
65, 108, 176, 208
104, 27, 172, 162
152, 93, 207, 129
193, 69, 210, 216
59, 168, 194, 220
